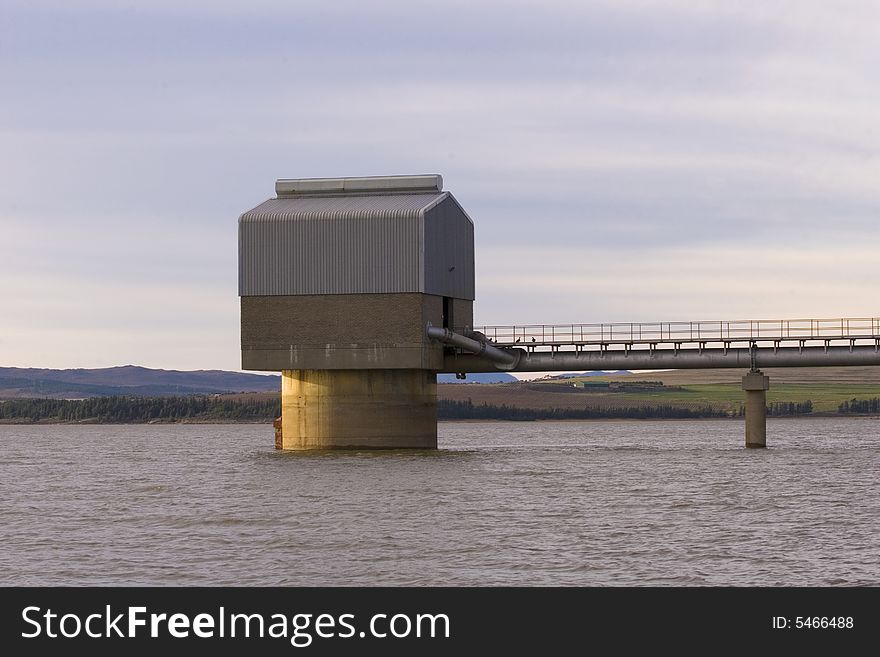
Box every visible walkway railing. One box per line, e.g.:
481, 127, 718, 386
464, 317, 880, 348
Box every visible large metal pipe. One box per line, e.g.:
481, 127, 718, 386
439, 344, 880, 373
427, 326, 519, 368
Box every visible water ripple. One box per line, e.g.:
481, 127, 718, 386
1, 419, 878, 586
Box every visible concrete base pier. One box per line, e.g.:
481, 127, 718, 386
279, 369, 437, 450
742, 370, 770, 448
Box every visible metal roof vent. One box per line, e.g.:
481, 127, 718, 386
276, 174, 443, 197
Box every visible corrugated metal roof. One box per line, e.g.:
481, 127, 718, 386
240, 193, 444, 222
238, 191, 474, 299
239, 211, 422, 296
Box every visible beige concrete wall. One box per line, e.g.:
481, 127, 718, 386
744, 389, 767, 448
241, 293, 471, 371
743, 371, 768, 448
280, 369, 437, 449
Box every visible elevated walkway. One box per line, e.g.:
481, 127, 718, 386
471, 317, 880, 351
433, 317, 880, 373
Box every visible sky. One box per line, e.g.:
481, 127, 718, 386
2, 0, 879, 373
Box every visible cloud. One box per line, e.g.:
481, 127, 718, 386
476, 243, 880, 325
0, 268, 240, 370
1, 0, 879, 368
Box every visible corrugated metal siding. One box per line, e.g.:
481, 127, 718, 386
423, 194, 475, 300
239, 193, 440, 296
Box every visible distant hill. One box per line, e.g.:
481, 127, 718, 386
438, 372, 518, 384
0, 366, 280, 399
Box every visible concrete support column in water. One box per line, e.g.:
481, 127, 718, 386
742, 370, 770, 448
280, 369, 437, 450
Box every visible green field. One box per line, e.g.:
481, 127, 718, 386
554, 381, 880, 413
439, 375, 880, 416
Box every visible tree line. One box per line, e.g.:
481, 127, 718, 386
2, 395, 878, 424
441, 399, 822, 421
838, 398, 880, 414
0, 396, 280, 423
766, 401, 813, 416
438, 399, 727, 421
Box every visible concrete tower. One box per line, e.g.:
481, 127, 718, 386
238, 174, 475, 449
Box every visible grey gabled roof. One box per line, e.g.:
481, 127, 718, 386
238, 175, 474, 299
239, 192, 447, 223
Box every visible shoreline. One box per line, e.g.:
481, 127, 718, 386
1, 415, 878, 426
439, 414, 880, 423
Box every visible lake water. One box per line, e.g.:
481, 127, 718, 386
1, 419, 878, 586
